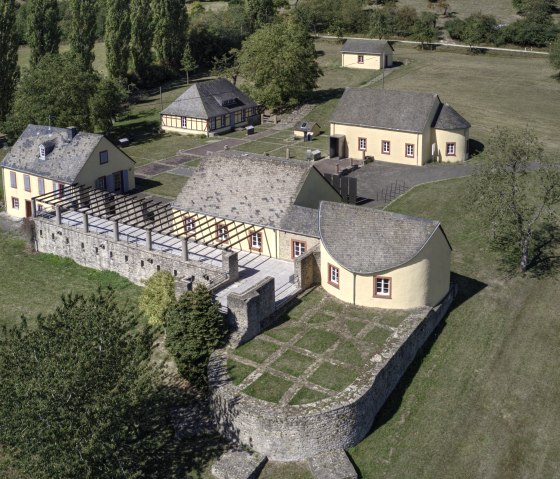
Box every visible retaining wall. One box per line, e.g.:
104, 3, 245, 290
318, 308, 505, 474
35, 218, 238, 290
294, 245, 321, 290
209, 285, 456, 461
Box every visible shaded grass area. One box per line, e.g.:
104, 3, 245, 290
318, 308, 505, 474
289, 387, 329, 406
135, 173, 188, 198
235, 338, 280, 363
309, 363, 358, 392
226, 360, 255, 386
258, 460, 314, 479
0, 232, 141, 329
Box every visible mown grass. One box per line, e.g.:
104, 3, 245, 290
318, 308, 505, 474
136, 173, 188, 198
309, 362, 358, 392
295, 329, 339, 354
242, 373, 292, 403
234, 338, 280, 363
0, 232, 141, 329
271, 349, 315, 377
289, 387, 329, 406
226, 360, 255, 386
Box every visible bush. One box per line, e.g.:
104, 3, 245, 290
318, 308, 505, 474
165, 284, 227, 389
138, 271, 176, 327
500, 18, 559, 47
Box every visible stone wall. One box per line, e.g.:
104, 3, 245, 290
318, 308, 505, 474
209, 285, 457, 461
35, 218, 238, 290
294, 245, 321, 290
226, 277, 276, 347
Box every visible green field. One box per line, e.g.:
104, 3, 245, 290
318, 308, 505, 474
255, 175, 560, 478
0, 232, 141, 329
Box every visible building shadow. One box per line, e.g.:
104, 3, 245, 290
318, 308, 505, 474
468, 138, 485, 156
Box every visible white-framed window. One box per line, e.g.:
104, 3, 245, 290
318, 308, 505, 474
374, 277, 391, 298
405, 143, 414, 158
23, 175, 31, 192
328, 264, 339, 288
358, 137, 367, 151
250, 231, 262, 251
216, 224, 228, 242
99, 150, 108, 164
10, 171, 17, 188
357, 55, 364, 64
446, 142, 456, 156
292, 240, 306, 258
185, 217, 196, 232
382, 140, 390, 154
181, 117, 187, 128
38, 177, 45, 195
11, 197, 19, 210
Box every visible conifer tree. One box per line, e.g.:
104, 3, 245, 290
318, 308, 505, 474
130, 0, 154, 80
105, 0, 131, 79
0, 0, 19, 122
27, 0, 60, 66
68, 0, 98, 70
152, 0, 188, 71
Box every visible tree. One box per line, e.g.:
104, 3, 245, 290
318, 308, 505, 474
0, 0, 20, 123
469, 127, 560, 273
461, 13, 498, 50
165, 284, 226, 389
105, 0, 131, 79
3, 53, 112, 140
238, 18, 322, 110
245, 0, 275, 31
210, 48, 240, 85
0, 289, 173, 478
89, 76, 128, 133
27, 0, 60, 66
130, 0, 154, 81
181, 43, 198, 83
550, 35, 560, 73
152, 0, 188, 71
413, 11, 438, 48
139, 271, 176, 327
68, 0, 98, 70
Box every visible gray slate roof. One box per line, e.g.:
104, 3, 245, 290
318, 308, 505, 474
0, 124, 103, 183
161, 78, 258, 119
433, 103, 471, 130
294, 121, 320, 132
173, 151, 320, 235
341, 39, 394, 55
331, 89, 440, 133
319, 202, 447, 274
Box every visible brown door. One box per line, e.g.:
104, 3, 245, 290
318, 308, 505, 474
25, 200, 32, 218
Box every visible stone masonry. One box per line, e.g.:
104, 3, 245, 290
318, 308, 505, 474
208, 286, 457, 461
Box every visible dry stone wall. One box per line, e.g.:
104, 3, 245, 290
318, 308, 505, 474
209, 286, 457, 461
35, 218, 238, 290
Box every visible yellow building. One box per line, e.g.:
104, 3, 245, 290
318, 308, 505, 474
1, 124, 135, 218
172, 151, 342, 261
329, 89, 470, 165
293, 121, 321, 140
160, 78, 260, 137
341, 39, 394, 70
319, 202, 451, 309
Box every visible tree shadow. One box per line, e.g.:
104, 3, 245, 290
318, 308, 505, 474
110, 119, 162, 146
527, 221, 560, 277
304, 87, 345, 105
354, 273, 487, 474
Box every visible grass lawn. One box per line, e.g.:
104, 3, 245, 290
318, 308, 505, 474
0, 232, 141, 329
242, 372, 292, 403
383, 43, 560, 154
136, 173, 188, 198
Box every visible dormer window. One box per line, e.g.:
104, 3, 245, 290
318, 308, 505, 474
39, 141, 55, 160
39, 144, 46, 160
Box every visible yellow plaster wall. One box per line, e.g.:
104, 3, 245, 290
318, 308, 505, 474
330, 123, 423, 166
320, 228, 451, 309
172, 211, 280, 258
341, 53, 382, 70
432, 128, 470, 162
294, 123, 321, 138
75, 138, 135, 191
161, 114, 208, 136
2, 169, 61, 218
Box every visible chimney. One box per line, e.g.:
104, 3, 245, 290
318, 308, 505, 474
67, 126, 78, 141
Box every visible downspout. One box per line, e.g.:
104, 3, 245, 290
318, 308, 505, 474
275, 229, 279, 259
416, 133, 420, 166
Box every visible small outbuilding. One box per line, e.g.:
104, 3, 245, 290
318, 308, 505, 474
293, 121, 321, 139
341, 39, 394, 70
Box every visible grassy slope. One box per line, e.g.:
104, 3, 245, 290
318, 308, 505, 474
383, 43, 560, 154
0, 232, 141, 329
346, 178, 560, 478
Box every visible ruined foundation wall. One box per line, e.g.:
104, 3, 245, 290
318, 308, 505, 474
209, 286, 456, 461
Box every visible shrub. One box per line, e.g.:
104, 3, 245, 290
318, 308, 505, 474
165, 284, 227, 389
138, 271, 176, 327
